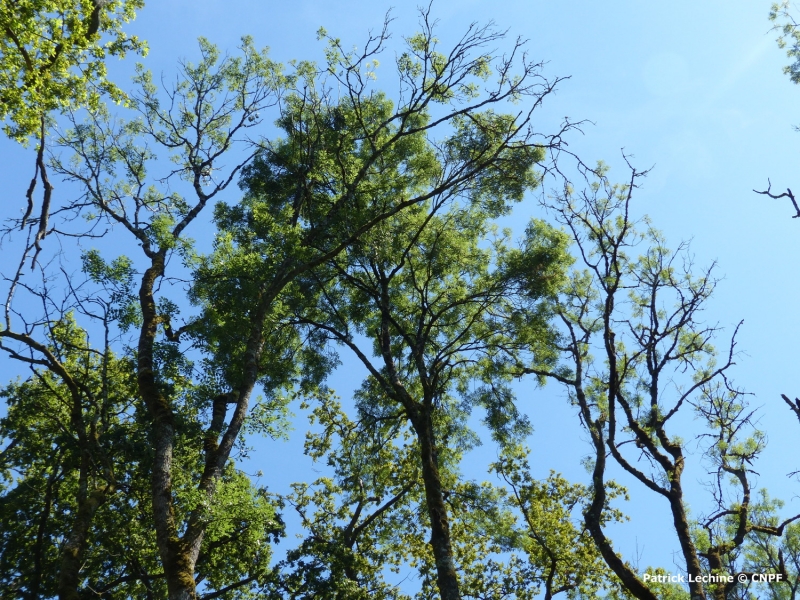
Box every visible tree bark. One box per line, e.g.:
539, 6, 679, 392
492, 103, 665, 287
667, 470, 705, 600
572, 319, 658, 600
582, 421, 658, 600
409, 407, 461, 600
137, 252, 199, 600
58, 486, 112, 600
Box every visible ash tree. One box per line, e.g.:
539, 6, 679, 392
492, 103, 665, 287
256, 175, 577, 600
2, 33, 288, 599
187, 11, 578, 600
1, 0, 146, 267
0, 316, 280, 599
1, 8, 580, 599
522, 162, 800, 600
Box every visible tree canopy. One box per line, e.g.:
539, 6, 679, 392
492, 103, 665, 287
1, 4, 800, 600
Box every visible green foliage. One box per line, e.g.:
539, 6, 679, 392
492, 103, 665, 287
0, 0, 146, 142
492, 445, 624, 598
0, 315, 283, 597
81, 249, 141, 330
271, 172, 571, 598
272, 390, 612, 600
742, 497, 800, 600
1, 11, 596, 599
269, 392, 418, 599
771, 2, 800, 85
0, 316, 146, 597
321, 199, 565, 445
195, 466, 284, 598
131, 35, 285, 190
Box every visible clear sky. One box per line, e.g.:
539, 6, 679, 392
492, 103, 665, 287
2, 0, 800, 587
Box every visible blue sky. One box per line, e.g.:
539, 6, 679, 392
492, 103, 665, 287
2, 0, 800, 588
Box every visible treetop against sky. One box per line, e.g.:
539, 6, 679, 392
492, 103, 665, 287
1, 2, 800, 599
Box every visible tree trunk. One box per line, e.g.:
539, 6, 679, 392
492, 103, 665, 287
137, 254, 199, 600
58, 487, 112, 600
667, 471, 705, 600
582, 427, 658, 600
411, 408, 460, 600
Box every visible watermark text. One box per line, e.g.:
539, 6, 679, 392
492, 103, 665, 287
643, 573, 785, 585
